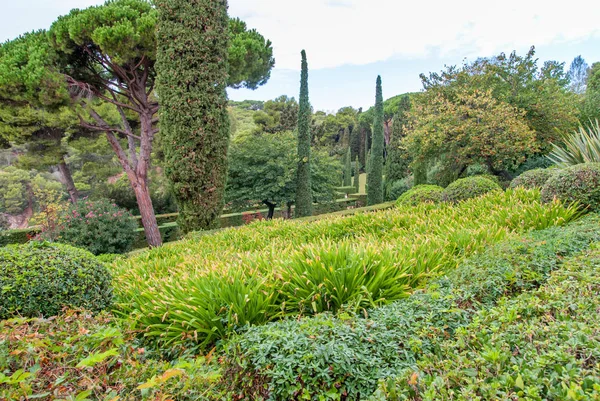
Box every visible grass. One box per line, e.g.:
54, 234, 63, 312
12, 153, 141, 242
110, 189, 581, 352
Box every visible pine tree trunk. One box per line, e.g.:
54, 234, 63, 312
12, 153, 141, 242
57, 157, 79, 203
131, 178, 162, 248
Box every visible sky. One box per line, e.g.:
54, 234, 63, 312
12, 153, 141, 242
1, 0, 599, 112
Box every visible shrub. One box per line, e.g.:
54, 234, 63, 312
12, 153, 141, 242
548, 120, 600, 166
112, 189, 581, 352
50, 199, 138, 255
541, 163, 600, 212
0, 214, 8, 231
0, 311, 224, 400
510, 167, 555, 189
385, 176, 414, 201
396, 185, 443, 206
442, 176, 501, 203
380, 243, 600, 400
0, 242, 112, 319
224, 215, 600, 400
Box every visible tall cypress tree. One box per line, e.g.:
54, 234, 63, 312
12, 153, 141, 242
343, 146, 352, 186
354, 155, 360, 193
295, 50, 313, 217
367, 76, 384, 205
156, 0, 230, 232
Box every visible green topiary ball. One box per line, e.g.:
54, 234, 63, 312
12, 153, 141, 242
0, 241, 113, 319
396, 185, 444, 207
510, 168, 555, 190
541, 163, 600, 212
52, 199, 138, 255
442, 176, 501, 203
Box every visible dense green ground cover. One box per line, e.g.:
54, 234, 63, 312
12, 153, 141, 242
1, 209, 597, 401
377, 245, 600, 400
111, 189, 579, 351
0, 311, 223, 401
225, 214, 600, 400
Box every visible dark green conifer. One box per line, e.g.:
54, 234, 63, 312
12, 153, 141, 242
343, 146, 352, 186
354, 155, 360, 193
295, 50, 313, 217
367, 76, 384, 205
156, 0, 231, 232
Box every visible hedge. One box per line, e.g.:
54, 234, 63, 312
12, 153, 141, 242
379, 243, 600, 400
223, 214, 600, 400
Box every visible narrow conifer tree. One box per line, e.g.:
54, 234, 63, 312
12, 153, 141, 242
343, 146, 352, 186
354, 155, 360, 193
295, 50, 313, 217
367, 76, 384, 205
156, 0, 231, 232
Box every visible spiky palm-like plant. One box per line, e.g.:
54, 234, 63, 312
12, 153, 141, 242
548, 120, 600, 167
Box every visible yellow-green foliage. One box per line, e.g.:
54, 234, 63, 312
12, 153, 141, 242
111, 189, 581, 351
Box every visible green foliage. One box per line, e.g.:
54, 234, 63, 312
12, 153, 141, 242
548, 120, 600, 166
156, 0, 230, 233
111, 189, 580, 352
295, 50, 313, 217
378, 243, 600, 400
0, 242, 112, 319
510, 168, 555, 189
354, 156, 361, 193
343, 146, 352, 186
368, 76, 385, 205
105, 173, 176, 215
0, 311, 223, 400
225, 214, 600, 400
407, 89, 536, 178
47, 199, 138, 255
385, 176, 414, 201
0, 228, 39, 247
417, 47, 579, 155
541, 163, 600, 212
442, 176, 501, 203
0, 167, 29, 214
251, 95, 298, 134
227, 18, 275, 89
396, 185, 444, 206
0, 214, 8, 231
226, 131, 340, 212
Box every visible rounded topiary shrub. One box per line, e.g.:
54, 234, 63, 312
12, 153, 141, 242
53, 199, 138, 255
396, 185, 444, 206
510, 168, 555, 190
442, 176, 501, 203
0, 241, 113, 319
541, 163, 600, 212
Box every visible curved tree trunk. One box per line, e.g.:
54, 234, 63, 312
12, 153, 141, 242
130, 175, 162, 248
57, 157, 79, 203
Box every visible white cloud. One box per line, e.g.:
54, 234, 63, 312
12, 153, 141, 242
229, 0, 600, 70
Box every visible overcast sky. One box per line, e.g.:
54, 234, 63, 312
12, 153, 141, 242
1, 0, 599, 111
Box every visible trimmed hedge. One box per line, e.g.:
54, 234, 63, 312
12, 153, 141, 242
0, 242, 113, 319
442, 176, 501, 203
396, 185, 443, 206
541, 163, 600, 212
335, 186, 358, 195
380, 244, 600, 400
510, 167, 555, 189
223, 214, 600, 400
0, 227, 39, 247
